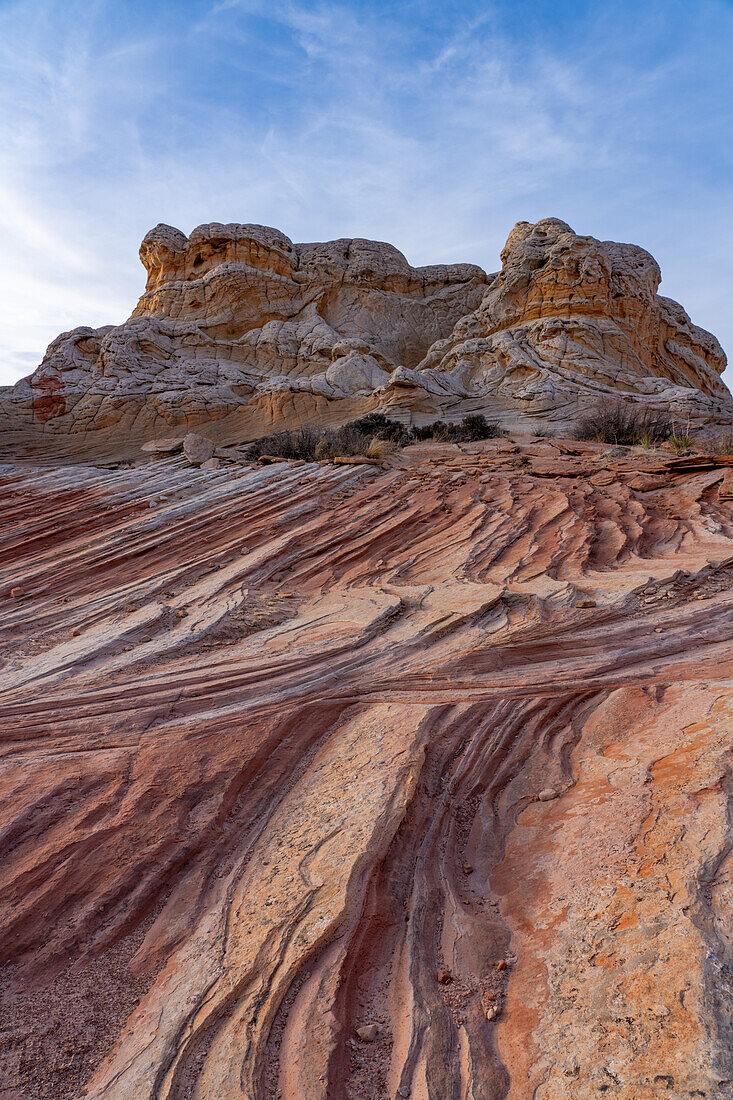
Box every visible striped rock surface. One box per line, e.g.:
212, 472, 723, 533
3, 437, 733, 1098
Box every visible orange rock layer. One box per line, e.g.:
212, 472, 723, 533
2, 438, 733, 1098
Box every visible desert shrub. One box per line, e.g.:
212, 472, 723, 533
457, 413, 501, 441
249, 422, 374, 462
314, 437, 336, 461
412, 414, 501, 443
574, 401, 672, 446
247, 412, 501, 461
330, 422, 377, 454
345, 412, 410, 444
247, 426, 322, 461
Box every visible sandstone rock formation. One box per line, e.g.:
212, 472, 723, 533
410, 218, 733, 427
0, 218, 730, 459
3, 217, 733, 1095
3, 436, 733, 1097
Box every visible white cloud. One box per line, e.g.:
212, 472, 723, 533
0, 0, 730, 388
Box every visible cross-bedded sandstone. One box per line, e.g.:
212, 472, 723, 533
3, 437, 733, 1097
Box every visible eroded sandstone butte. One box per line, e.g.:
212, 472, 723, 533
4, 435, 733, 1098
0, 217, 731, 460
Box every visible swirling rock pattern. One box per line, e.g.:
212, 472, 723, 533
0, 218, 730, 459
3, 436, 733, 1097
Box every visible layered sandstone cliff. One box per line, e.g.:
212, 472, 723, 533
0, 218, 730, 458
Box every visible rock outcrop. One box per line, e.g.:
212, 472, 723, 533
3, 437, 733, 1097
410, 217, 732, 427
0, 218, 730, 458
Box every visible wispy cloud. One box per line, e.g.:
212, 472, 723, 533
0, 0, 731, 385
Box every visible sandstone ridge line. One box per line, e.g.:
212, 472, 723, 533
1, 216, 730, 460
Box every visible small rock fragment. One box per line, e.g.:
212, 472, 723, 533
183, 432, 216, 466
538, 788, 559, 801
141, 438, 184, 454
333, 455, 382, 466
577, 598, 596, 608
437, 968, 453, 984
201, 457, 220, 470
355, 1023, 379, 1042
10, 587, 24, 598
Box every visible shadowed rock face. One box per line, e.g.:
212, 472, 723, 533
0, 218, 730, 459
4, 437, 733, 1097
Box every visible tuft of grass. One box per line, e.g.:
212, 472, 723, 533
668, 418, 693, 453
366, 437, 396, 459
574, 400, 672, 447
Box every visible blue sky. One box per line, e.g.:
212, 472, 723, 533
0, 0, 731, 386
